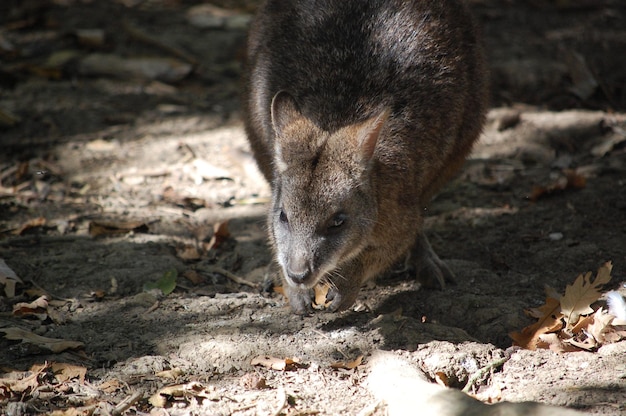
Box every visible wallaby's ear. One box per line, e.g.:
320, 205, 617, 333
270, 91, 303, 173
271, 91, 302, 137
357, 108, 390, 162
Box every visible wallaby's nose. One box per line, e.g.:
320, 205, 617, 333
286, 259, 311, 284
287, 268, 311, 284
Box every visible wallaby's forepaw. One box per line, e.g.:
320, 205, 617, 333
326, 286, 359, 312
284, 286, 314, 315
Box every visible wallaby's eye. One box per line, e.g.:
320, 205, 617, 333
279, 209, 288, 224
329, 213, 347, 229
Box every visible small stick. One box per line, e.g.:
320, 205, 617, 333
112, 391, 143, 416
204, 266, 258, 288
27, 277, 74, 302
462, 356, 509, 394
144, 300, 160, 314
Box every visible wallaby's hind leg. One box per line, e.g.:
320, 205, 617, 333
411, 232, 456, 290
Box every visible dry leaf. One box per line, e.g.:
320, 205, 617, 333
530, 169, 587, 202
585, 308, 616, 344
204, 221, 230, 251
87, 290, 106, 301
149, 381, 216, 408
563, 336, 597, 351
274, 285, 286, 297
0, 327, 84, 353
313, 283, 331, 310
570, 312, 595, 335
239, 373, 268, 390
536, 333, 579, 353
510, 295, 563, 350
51, 362, 87, 384
525, 292, 560, 319
250, 356, 302, 371
13, 295, 49, 319
560, 262, 612, 327
88, 220, 149, 237
182, 270, 205, 285
434, 371, 450, 387
0, 259, 23, 297
603, 326, 626, 343
512, 262, 622, 352
0, 363, 48, 398
13, 217, 47, 236
156, 368, 184, 379
175, 244, 201, 261
162, 186, 209, 210
330, 355, 363, 370
99, 379, 123, 393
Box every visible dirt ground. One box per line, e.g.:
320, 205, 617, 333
1, 0, 626, 415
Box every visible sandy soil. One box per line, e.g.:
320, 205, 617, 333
1, 1, 625, 415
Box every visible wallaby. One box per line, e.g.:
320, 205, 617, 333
243, 0, 488, 314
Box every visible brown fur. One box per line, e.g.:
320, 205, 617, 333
243, 0, 488, 314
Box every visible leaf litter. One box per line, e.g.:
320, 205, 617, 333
511, 261, 626, 352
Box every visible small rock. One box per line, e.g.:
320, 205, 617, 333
548, 232, 563, 241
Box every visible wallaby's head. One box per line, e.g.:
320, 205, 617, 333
268, 91, 390, 289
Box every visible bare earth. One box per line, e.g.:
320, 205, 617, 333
1, 1, 625, 415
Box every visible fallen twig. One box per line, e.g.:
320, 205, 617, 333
112, 390, 143, 416
202, 266, 258, 289
462, 356, 509, 394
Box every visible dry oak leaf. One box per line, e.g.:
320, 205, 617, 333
99, 378, 124, 394
13, 217, 47, 236
566, 307, 618, 349
273, 285, 286, 297
88, 219, 149, 237
330, 355, 364, 370
13, 295, 49, 319
251, 355, 302, 371
50, 363, 87, 384
175, 243, 202, 261
563, 337, 596, 351
536, 333, 579, 353
510, 295, 563, 350
313, 282, 332, 310
239, 372, 268, 390
204, 220, 230, 251
0, 363, 48, 399
0, 327, 84, 353
156, 368, 184, 380
560, 261, 612, 328
529, 169, 586, 202
584, 307, 617, 344
434, 371, 450, 387
149, 381, 217, 408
